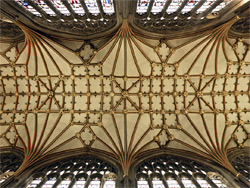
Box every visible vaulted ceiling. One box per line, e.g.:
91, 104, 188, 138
0, 0, 250, 177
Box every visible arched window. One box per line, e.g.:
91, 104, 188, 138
136, 173, 149, 188
27, 156, 117, 188
89, 175, 101, 188
136, 0, 233, 14
103, 173, 116, 188
73, 175, 87, 188
136, 155, 229, 188
0, 152, 23, 183
14, 0, 115, 16
179, 174, 196, 188
230, 152, 250, 181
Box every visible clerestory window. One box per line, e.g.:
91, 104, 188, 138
0, 152, 23, 184
136, 156, 228, 188
27, 156, 117, 188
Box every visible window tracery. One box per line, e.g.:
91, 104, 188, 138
7, 0, 117, 37
0, 152, 23, 184
136, 156, 228, 188
13, 0, 114, 16
133, 0, 237, 35
231, 152, 250, 181
27, 156, 117, 188
136, 0, 233, 14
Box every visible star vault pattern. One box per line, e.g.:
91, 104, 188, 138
0, 18, 250, 176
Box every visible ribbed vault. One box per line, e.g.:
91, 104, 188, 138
0, 17, 250, 179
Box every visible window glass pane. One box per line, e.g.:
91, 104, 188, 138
27, 179, 42, 187
139, 0, 235, 14
0, 179, 5, 183
182, 179, 196, 188
85, 0, 100, 14
73, 179, 86, 188
212, 0, 233, 12
50, 0, 71, 15
181, 0, 199, 13
102, 0, 114, 14
136, 0, 150, 14
42, 179, 57, 188
58, 178, 71, 188
104, 180, 116, 188
89, 179, 101, 188
196, 0, 214, 13
152, 179, 164, 188
14, 0, 42, 15
197, 179, 211, 188
167, 179, 180, 188
67, 0, 85, 15
151, 0, 167, 13
166, 0, 184, 13
34, 0, 57, 15
212, 179, 227, 188
137, 180, 149, 188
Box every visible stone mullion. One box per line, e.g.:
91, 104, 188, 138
43, 0, 65, 19
171, 0, 189, 18
61, 0, 76, 18
206, 176, 219, 188
190, 0, 206, 15
199, 0, 222, 18
96, 0, 105, 18
160, 0, 172, 18
146, 0, 154, 18
176, 175, 185, 188
161, 174, 170, 188
79, 0, 91, 19
26, 0, 51, 19
147, 175, 154, 188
